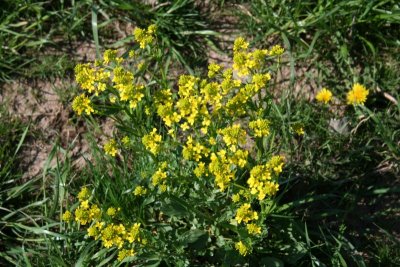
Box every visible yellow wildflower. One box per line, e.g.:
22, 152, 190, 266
232, 193, 240, 203
75, 63, 95, 92
347, 83, 369, 105
235, 241, 249, 256
219, 124, 247, 152
292, 123, 305, 136
252, 73, 271, 90
118, 248, 135, 262
89, 204, 101, 221
194, 162, 206, 178
104, 139, 118, 157
209, 150, 235, 191
133, 186, 147, 196
249, 119, 270, 137
62, 210, 72, 222
78, 187, 90, 201
233, 37, 249, 52
133, 25, 156, 49
235, 203, 258, 224
72, 94, 94, 116
266, 155, 285, 175
208, 63, 221, 78
142, 128, 162, 155
125, 223, 141, 243
107, 207, 119, 217
74, 206, 90, 225
246, 223, 261, 235
103, 49, 117, 64
268, 45, 284, 56
87, 225, 100, 239
152, 162, 168, 186
316, 88, 333, 104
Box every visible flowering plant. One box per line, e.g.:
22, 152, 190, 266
63, 25, 372, 265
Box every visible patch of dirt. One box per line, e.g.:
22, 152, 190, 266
0, 79, 90, 178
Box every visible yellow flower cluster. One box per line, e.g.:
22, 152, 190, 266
74, 200, 101, 225
72, 94, 94, 115
133, 25, 157, 49
252, 73, 271, 90
103, 49, 118, 64
207, 148, 248, 190
75, 63, 110, 96
118, 248, 135, 262
235, 241, 249, 256
142, 128, 162, 155
209, 150, 236, 191
63, 187, 145, 262
182, 136, 209, 162
233, 38, 269, 77
235, 203, 258, 224
249, 119, 270, 137
268, 45, 285, 56
107, 207, 120, 217
113, 66, 145, 109
208, 63, 222, 78
62, 210, 72, 221
246, 223, 262, 235
104, 139, 118, 157
218, 124, 247, 152
247, 165, 272, 200
73, 45, 150, 115
133, 185, 147, 196
151, 162, 168, 188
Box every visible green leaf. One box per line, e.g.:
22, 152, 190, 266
260, 257, 284, 267
160, 197, 191, 218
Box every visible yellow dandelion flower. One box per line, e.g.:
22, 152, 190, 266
316, 88, 333, 104
347, 83, 369, 105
